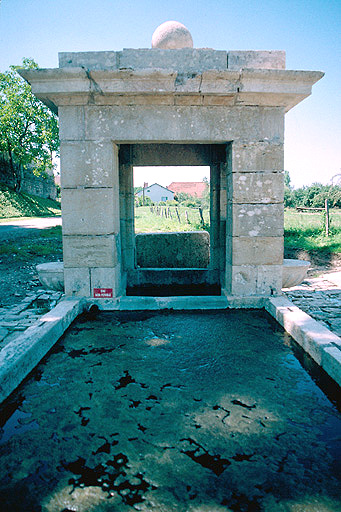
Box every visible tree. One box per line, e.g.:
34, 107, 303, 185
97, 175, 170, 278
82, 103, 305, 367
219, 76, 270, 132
0, 58, 59, 191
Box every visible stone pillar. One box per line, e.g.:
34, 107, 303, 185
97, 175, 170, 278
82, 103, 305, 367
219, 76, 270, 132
119, 162, 135, 273
59, 107, 122, 297
225, 117, 284, 296
219, 160, 228, 288
209, 163, 220, 274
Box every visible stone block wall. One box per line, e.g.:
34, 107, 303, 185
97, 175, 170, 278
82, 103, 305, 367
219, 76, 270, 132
59, 103, 284, 298
0, 154, 57, 199
226, 136, 284, 296
60, 137, 122, 297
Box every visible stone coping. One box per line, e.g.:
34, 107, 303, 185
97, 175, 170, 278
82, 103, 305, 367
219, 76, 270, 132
58, 49, 286, 72
266, 296, 341, 387
0, 298, 84, 403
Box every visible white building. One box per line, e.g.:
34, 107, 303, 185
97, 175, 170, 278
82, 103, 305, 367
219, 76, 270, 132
136, 183, 175, 203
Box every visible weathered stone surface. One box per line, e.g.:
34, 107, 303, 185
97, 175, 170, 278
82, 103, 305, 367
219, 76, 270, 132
227, 203, 284, 237
228, 172, 284, 203
136, 231, 210, 268
90, 266, 121, 297
58, 106, 85, 141
227, 236, 283, 265
231, 141, 284, 171
63, 235, 118, 268
36, 262, 64, 291
60, 141, 118, 188
84, 105, 284, 143
18, 46, 323, 302
282, 259, 310, 288
59, 51, 118, 70
59, 48, 228, 72
322, 346, 341, 386
20, 65, 324, 116
61, 188, 119, 235
119, 49, 227, 72
64, 267, 90, 297
228, 50, 286, 70
227, 264, 282, 296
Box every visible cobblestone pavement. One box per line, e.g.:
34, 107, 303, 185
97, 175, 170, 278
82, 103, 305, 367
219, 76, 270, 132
284, 271, 341, 338
0, 290, 64, 350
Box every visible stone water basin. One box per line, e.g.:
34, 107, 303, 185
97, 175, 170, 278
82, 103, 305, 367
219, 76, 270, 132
282, 258, 310, 288
0, 310, 340, 511
37, 259, 311, 292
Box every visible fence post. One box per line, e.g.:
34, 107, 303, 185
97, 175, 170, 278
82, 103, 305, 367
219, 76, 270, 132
325, 199, 329, 236
198, 207, 204, 227
175, 208, 181, 223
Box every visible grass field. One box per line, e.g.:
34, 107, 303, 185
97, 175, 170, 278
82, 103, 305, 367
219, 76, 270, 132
0, 226, 63, 260
0, 183, 61, 219
1, 199, 339, 259
284, 208, 341, 254
135, 206, 341, 255
134, 205, 209, 233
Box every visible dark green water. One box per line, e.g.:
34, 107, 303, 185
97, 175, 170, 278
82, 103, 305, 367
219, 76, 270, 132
0, 310, 340, 511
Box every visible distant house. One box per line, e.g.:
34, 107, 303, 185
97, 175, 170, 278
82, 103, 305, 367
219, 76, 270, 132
136, 183, 175, 203
167, 181, 207, 198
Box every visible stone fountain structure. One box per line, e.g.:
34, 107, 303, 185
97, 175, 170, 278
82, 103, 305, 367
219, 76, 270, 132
21, 22, 323, 305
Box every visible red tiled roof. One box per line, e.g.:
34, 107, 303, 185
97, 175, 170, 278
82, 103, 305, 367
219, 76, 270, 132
168, 182, 207, 198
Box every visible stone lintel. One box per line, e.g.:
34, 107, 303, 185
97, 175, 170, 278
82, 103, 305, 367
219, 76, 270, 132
79, 105, 284, 144
119, 143, 226, 166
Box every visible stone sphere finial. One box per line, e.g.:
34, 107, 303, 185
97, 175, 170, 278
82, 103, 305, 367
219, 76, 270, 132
152, 21, 193, 49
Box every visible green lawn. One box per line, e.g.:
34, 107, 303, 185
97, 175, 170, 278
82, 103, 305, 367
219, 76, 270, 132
0, 183, 61, 218
135, 205, 341, 255
1, 198, 339, 259
0, 226, 63, 261
134, 205, 209, 233
284, 208, 341, 254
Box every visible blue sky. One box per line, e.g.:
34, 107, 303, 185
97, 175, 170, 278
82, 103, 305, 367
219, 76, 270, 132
1, 0, 340, 187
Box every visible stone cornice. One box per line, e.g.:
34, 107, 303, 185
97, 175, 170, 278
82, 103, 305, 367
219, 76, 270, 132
19, 67, 324, 114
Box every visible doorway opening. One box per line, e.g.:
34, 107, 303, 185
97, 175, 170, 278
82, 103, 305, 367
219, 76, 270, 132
119, 144, 229, 296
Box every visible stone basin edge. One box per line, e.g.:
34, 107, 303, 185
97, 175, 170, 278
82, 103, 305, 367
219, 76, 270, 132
0, 293, 340, 405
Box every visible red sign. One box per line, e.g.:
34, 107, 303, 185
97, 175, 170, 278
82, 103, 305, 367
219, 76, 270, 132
93, 288, 113, 298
